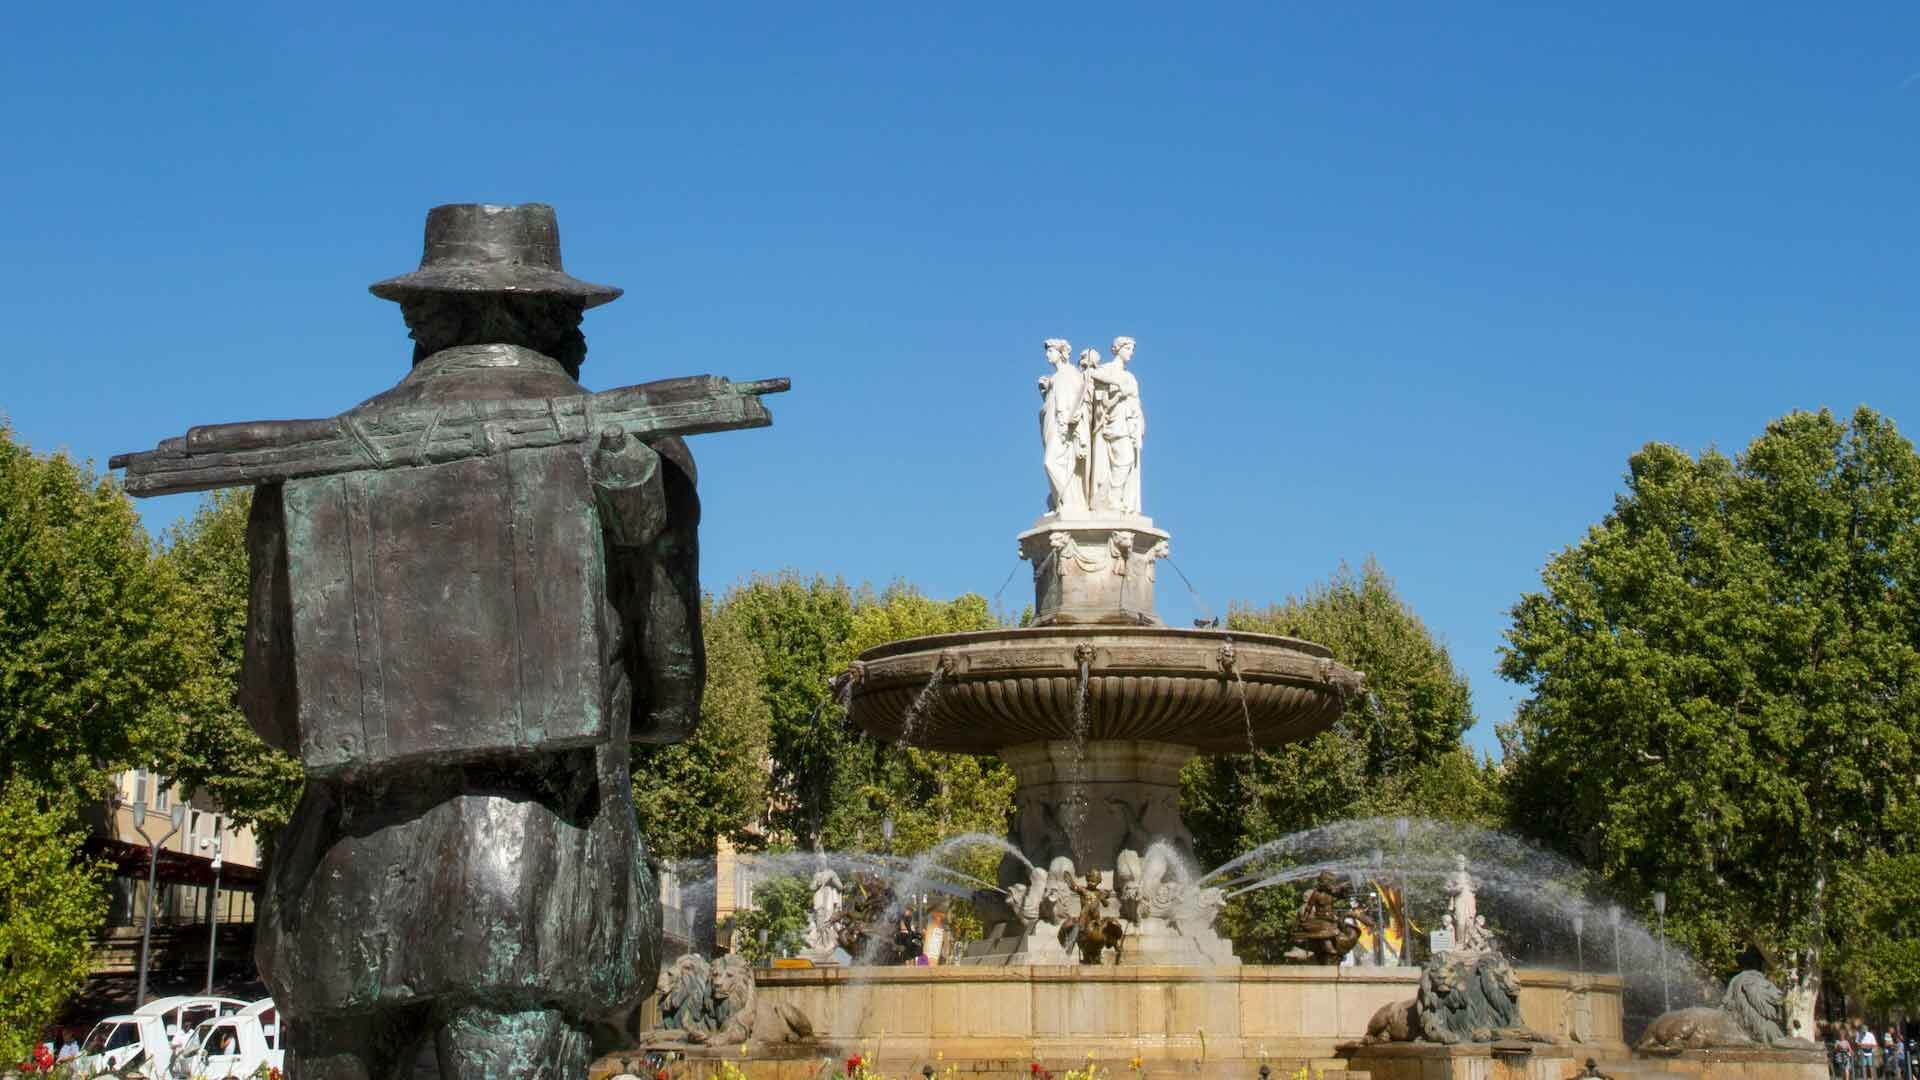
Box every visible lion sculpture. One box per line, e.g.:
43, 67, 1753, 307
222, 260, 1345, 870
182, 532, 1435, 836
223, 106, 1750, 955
1365, 997, 1423, 1043
651, 953, 715, 1039
1412, 952, 1545, 1045
1636, 970, 1815, 1054
640, 953, 814, 1048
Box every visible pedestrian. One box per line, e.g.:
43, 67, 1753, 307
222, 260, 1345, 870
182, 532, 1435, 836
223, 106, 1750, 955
1859, 1024, 1878, 1080
56, 1029, 79, 1061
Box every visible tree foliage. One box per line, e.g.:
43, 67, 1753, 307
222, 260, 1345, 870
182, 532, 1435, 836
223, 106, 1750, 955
0, 780, 109, 1065
1825, 800, 1920, 1012
159, 490, 303, 832
1499, 407, 1920, 1011
1182, 559, 1490, 962
633, 598, 773, 860
821, 586, 1013, 860
0, 426, 199, 795
728, 875, 812, 965
723, 573, 859, 847
722, 574, 1014, 857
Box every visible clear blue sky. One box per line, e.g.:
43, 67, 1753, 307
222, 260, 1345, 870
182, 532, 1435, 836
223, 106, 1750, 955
6, 4, 1918, 753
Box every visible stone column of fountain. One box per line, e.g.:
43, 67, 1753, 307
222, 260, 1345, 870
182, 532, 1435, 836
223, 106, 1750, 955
843, 337, 1365, 966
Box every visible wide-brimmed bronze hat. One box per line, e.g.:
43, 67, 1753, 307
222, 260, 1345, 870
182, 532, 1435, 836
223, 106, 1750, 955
369, 202, 622, 308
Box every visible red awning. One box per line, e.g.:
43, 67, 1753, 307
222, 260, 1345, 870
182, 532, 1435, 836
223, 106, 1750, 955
81, 836, 263, 888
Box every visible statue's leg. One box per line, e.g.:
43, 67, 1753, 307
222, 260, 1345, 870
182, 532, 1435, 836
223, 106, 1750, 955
283, 1007, 429, 1080
433, 1005, 591, 1080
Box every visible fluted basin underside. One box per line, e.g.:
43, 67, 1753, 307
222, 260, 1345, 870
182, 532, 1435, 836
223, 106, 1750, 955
845, 626, 1364, 755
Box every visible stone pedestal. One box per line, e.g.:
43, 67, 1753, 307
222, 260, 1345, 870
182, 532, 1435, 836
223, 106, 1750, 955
963, 739, 1233, 965
1000, 739, 1197, 877
1019, 512, 1170, 626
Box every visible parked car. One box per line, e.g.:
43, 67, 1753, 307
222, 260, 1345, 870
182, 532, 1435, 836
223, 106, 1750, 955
171, 999, 283, 1079
72, 996, 249, 1077
72, 1013, 168, 1076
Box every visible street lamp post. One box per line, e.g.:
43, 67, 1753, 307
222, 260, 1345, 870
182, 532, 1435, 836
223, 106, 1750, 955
128, 772, 187, 1009
1394, 817, 1410, 963
1370, 848, 1386, 966
1653, 890, 1669, 1014
201, 820, 224, 994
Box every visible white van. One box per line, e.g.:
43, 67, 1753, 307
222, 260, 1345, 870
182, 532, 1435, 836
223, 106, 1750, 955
73, 995, 250, 1076
172, 999, 284, 1079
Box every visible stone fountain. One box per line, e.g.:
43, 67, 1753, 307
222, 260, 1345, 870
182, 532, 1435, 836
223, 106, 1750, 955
841, 336, 1365, 965
603, 336, 1691, 1080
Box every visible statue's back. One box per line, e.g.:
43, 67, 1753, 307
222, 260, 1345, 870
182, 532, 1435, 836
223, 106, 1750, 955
281, 443, 610, 776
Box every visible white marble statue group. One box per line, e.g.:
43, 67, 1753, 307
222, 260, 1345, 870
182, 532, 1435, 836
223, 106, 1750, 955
1443, 853, 1494, 953
804, 868, 844, 962
1039, 336, 1145, 516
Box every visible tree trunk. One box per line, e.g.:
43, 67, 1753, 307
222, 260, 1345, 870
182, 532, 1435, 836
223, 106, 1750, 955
1786, 945, 1822, 1041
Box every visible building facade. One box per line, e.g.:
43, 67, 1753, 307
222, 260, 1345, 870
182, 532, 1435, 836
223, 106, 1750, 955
79, 769, 265, 979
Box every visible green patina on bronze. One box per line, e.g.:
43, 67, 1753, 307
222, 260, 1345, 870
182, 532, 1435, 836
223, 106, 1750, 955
112, 203, 783, 1080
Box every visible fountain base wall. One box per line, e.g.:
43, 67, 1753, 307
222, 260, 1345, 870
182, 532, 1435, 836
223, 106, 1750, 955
742, 965, 1628, 1065
1341, 1041, 1826, 1080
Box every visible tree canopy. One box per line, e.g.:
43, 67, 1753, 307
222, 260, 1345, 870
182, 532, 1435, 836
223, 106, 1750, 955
632, 597, 774, 861
159, 490, 303, 832
720, 573, 1014, 857
1499, 407, 1920, 1018
0, 781, 109, 1064
0, 426, 200, 796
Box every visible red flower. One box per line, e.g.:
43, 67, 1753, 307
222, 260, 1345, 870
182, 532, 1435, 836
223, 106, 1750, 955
1031, 1065, 1042, 1075
656, 1071, 670, 1080
847, 1055, 864, 1076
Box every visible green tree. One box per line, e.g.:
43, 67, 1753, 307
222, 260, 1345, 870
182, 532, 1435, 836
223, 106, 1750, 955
729, 875, 813, 964
159, 490, 303, 831
1825, 800, 1920, 1012
0, 780, 109, 1065
1499, 407, 1920, 1026
722, 573, 858, 848
633, 598, 773, 860
1182, 559, 1488, 962
0, 426, 201, 794
819, 584, 1012, 861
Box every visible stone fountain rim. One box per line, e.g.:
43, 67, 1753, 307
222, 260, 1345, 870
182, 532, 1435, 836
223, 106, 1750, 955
852, 624, 1338, 663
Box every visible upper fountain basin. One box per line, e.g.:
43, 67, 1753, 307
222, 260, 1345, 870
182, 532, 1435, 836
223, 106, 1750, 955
843, 626, 1364, 755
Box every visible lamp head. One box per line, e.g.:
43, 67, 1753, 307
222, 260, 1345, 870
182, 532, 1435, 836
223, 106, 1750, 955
881, 817, 895, 842
1652, 891, 1666, 916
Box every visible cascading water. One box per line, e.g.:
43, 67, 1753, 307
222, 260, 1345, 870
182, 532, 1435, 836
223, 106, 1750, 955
1222, 636, 1257, 753
895, 664, 947, 747
1066, 650, 1092, 840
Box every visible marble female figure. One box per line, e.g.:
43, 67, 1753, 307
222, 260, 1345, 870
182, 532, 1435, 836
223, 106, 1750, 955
1086, 336, 1144, 514
1038, 339, 1090, 513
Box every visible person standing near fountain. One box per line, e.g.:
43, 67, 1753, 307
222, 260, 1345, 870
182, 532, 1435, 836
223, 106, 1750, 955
1038, 338, 1091, 514
1086, 336, 1144, 514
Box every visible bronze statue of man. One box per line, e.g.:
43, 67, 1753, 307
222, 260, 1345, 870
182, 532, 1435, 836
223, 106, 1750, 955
112, 203, 785, 1079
